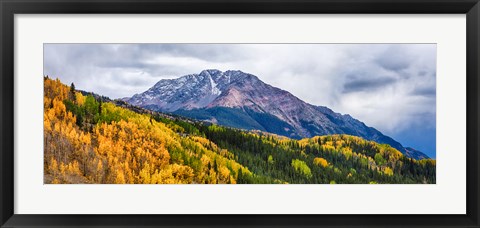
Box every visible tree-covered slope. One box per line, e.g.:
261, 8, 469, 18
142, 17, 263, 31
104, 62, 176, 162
44, 77, 436, 184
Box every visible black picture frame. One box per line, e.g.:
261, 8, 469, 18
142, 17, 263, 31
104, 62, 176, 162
1, 0, 479, 227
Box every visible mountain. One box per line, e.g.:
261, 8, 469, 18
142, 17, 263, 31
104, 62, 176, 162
125, 69, 407, 154
405, 147, 430, 160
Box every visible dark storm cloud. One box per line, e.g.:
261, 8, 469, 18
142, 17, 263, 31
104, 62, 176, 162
96, 61, 151, 69
376, 55, 411, 72
343, 76, 397, 93
411, 87, 436, 97
375, 46, 412, 72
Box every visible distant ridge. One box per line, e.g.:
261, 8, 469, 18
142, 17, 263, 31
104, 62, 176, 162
405, 147, 430, 160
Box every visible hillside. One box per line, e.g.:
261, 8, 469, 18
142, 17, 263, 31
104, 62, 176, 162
44, 77, 436, 184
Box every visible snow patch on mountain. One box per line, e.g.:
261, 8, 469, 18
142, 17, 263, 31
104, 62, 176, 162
208, 74, 222, 95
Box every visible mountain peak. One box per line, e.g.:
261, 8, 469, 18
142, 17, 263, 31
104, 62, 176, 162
128, 70, 248, 112
199, 69, 222, 78
125, 70, 409, 157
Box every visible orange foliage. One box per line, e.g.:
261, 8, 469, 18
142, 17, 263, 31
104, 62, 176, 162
44, 77, 250, 184
313, 157, 329, 167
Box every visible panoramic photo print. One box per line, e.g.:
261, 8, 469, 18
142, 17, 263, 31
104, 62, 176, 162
43, 44, 436, 184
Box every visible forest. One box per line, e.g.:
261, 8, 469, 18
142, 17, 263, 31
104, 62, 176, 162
44, 77, 436, 184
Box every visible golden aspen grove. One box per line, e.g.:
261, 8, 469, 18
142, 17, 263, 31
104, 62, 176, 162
44, 77, 436, 184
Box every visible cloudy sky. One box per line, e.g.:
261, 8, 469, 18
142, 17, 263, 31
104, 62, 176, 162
44, 43, 436, 158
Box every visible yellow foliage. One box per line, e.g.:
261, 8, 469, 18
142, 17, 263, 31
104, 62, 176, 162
115, 169, 126, 184
384, 167, 394, 176
75, 92, 86, 106
48, 157, 58, 176
67, 160, 82, 175
219, 166, 231, 181
43, 78, 261, 184
313, 157, 329, 167
139, 163, 152, 184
